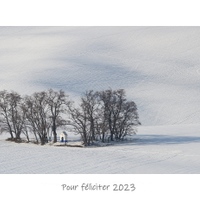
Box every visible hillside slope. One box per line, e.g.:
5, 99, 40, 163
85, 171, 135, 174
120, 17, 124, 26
0, 27, 200, 125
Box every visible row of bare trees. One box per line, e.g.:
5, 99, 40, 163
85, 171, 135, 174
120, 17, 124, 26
0, 89, 68, 145
68, 89, 140, 145
0, 89, 140, 146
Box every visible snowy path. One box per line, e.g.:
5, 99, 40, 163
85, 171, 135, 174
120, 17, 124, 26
1, 124, 200, 174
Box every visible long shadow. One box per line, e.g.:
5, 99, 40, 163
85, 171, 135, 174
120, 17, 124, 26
114, 134, 200, 146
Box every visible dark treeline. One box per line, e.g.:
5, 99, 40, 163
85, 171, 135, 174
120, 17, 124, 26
0, 89, 140, 146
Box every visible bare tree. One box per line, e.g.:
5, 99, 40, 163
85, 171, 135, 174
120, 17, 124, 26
98, 89, 140, 141
0, 90, 14, 139
8, 91, 25, 140
81, 90, 100, 141
0, 90, 26, 141
98, 89, 123, 141
68, 90, 104, 145
23, 95, 39, 143
67, 101, 91, 145
94, 106, 109, 142
24, 91, 51, 145
114, 101, 140, 140
46, 89, 69, 143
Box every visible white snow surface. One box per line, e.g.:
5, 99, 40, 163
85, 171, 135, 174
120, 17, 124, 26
1, 27, 200, 174
1, 27, 200, 125
1, 124, 200, 174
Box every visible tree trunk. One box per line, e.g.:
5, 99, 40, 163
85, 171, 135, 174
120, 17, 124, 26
52, 120, 57, 143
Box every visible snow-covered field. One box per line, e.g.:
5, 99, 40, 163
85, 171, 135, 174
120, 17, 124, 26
1, 27, 200, 174
1, 27, 200, 125
1, 124, 200, 174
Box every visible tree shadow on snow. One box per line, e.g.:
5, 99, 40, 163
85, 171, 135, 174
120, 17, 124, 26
133, 134, 200, 146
